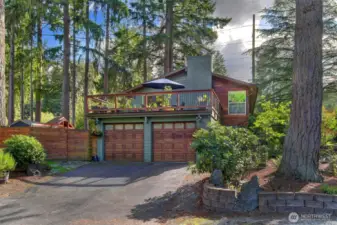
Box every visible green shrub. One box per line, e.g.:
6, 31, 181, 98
271, 156, 282, 169
320, 146, 337, 176
251, 98, 290, 158
190, 122, 263, 184
322, 107, 337, 147
4, 135, 46, 168
0, 151, 16, 172
321, 184, 337, 195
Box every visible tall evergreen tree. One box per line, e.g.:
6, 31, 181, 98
212, 50, 227, 75
279, 0, 323, 182
255, 0, 337, 102
0, 0, 5, 126
62, 0, 70, 119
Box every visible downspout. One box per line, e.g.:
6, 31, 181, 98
196, 114, 202, 128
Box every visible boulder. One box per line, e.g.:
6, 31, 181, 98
26, 164, 44, 176
210, 169, 224, 187
233, 175, 261, 212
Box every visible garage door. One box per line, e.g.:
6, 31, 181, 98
104, 123, 144, 161
153, 122, 196, 162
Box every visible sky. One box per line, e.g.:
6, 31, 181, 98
214, 0, 274, 82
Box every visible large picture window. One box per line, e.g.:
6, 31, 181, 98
228, 91, 246, 115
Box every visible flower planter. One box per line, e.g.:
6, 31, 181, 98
198, 101, 208, 110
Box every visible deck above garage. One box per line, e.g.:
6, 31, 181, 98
86, 89, 221, 121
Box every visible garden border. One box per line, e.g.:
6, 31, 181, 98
203, 181, 337, 215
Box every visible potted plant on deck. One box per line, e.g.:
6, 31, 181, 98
0, 151, 16, 184
197, 94, 209, 109
160, 86, 174, 111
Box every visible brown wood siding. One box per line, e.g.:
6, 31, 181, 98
213, 77, 250, 126
0, 127, 90, 160
153, 122, 196, 162
104, 123, 144, 161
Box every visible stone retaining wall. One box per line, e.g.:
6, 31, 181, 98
202, 181, 237, 212
203, 181, 337, 215
259, 192, 337, 215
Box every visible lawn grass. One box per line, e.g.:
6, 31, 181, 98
45, 160, 89, 175
45, 160, 73, 174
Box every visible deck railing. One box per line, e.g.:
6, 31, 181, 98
86, 89, 220, 120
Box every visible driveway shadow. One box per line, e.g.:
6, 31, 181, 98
0, 203, 41, 224
127, 179, 217, 223
20, 162, 187, 188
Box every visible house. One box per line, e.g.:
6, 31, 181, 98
46, 116, 75, 129
86, 56, 258, 163
10, 120, 52, 128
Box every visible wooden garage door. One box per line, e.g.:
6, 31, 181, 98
153, 122, 196, 162
104, 123, 144, 161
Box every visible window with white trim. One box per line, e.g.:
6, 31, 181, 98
228, 91, 246, 115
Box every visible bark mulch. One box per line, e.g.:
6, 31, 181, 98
244, 160, 337, 193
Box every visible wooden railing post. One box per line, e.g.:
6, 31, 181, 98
114, 95, 117, 113
145, 94, 148, 110
86, 97, 89, 114
210, 90, 213, 112
177, 93, 180, 109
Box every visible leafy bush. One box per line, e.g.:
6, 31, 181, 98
0, 151, 16, 172
41, 112, 56, 123
4, 135, 46, 168
321, 107, 337, 147
321, 184, 337, 195
190, 122, 263, 184
251, 98, 290, 158
271, 156, 282, 169
320, 146, 337, 176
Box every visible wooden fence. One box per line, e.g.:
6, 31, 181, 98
0, 127, 94, 160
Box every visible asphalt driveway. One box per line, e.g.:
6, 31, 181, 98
0, 162, 202, 225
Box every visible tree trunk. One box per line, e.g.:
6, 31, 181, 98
20, 51, 24, 120
279, 0, 323, 182
164, 0, 173, 74
62, 0, 70, 120
84, 0, 89, 130
103, 5, 110, 94
72, 2, 76, 126
8, 27, 15, 125
0, 0, 5, 126
35, 16, 42, 122
142, 0, 147, 82
30, 27, 34, 121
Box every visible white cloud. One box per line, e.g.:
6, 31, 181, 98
214, 0, 274, 82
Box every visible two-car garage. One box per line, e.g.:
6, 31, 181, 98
103, 122, 197, 162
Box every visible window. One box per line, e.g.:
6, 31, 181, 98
228, 91, 246, 115
175, 123, 184, 129
186, 122, 196, 129
105, 125, 114, 130
115, 124, 124, 130
125, 124, 134, 130
164, 123, 173, 129
135, 124, 144, 130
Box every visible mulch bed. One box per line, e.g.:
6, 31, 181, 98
0, 171, 52, 198
244, 160, 337, 193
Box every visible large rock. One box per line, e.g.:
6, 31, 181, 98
210, 169, 224, 187
233, 175, 261, 212
26, 163, 49, 176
